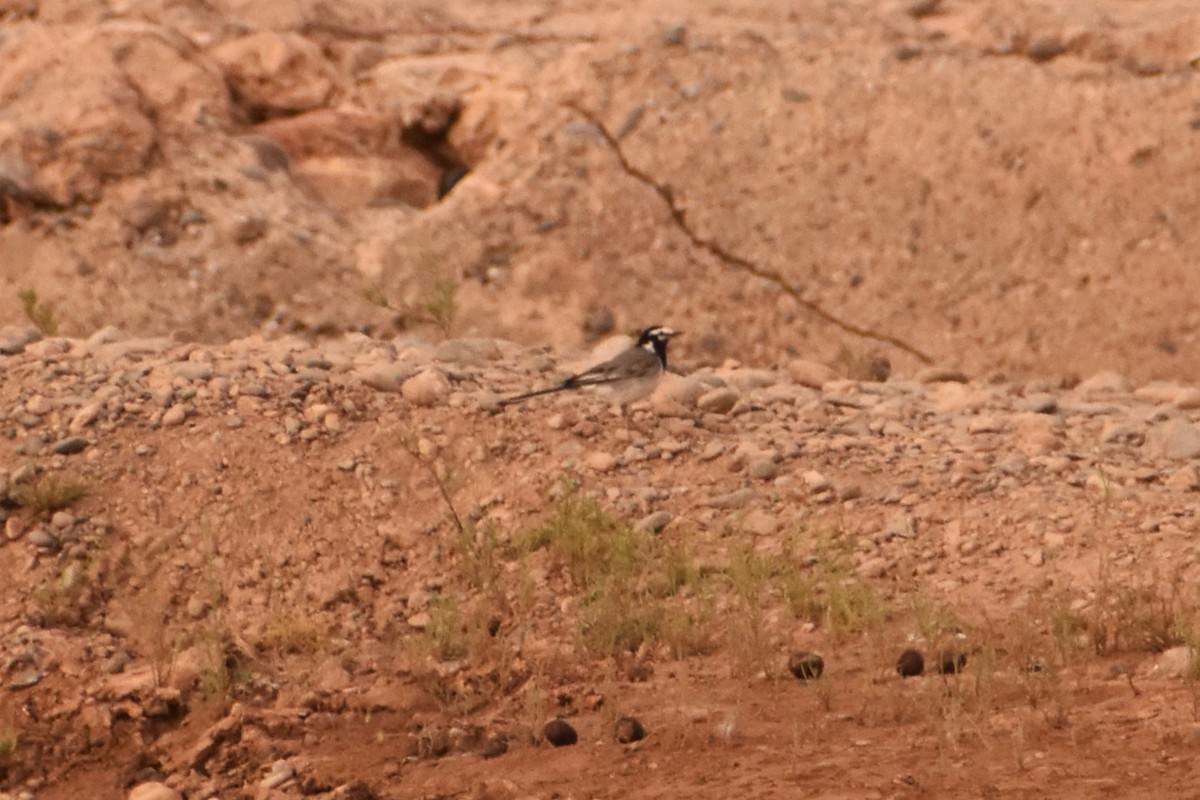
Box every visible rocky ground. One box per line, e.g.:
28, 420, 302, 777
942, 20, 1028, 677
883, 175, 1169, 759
5, 327, 1200, 798
5, 0, 1200, 797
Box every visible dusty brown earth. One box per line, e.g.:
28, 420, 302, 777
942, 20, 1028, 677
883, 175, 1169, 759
5, 0, 1200, 798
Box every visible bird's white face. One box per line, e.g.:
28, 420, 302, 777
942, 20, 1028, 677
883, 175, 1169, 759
639, 326, 678, 348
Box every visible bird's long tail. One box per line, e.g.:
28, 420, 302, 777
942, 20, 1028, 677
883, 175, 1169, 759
497, 383, 570, 406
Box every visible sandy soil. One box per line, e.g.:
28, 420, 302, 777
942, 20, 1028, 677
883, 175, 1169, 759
4, 0, 1200, 797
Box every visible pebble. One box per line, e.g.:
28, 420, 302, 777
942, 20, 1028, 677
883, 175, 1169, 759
28, 528, 60, 550
401, 369, 451, 407
586, 452, 617, 472
170, 362, 213, 381
634, 511, 673, 533
697, 387, 739, 415
708, 488, 755, 509
9, 668, 43, 689
51, 436, 89, 455
127, 782, 182, 800
787, 359, 837, 389
1152, 419, 1200, 460
896, 648, 924, 677
747, 458, 778, 481
261, 759, 296, 789
543, 718, 578, 747
615, 716, 646, 744
162, 405, 189, 426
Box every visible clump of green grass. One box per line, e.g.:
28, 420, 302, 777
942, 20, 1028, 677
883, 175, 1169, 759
0, 730, 18, 758
19, 288, 58, 335
260, 612, 324, 656
364, 256, 459, 338
524, 487, 709, 659
11, 473, 87, 514
34, 561, 89, 627
524, 489, 641, 591
426, 594, 467, 661
779, 531, 888, 639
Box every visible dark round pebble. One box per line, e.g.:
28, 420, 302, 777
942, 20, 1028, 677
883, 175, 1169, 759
896, 648, 925, 677
543, 718, 578, 747
937, 650, 967, 675
615, 716, 646, 744
787, 650, 825, 681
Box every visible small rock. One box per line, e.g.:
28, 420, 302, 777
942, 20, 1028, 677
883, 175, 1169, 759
586, 452, 617, 472
787, 651, 825, 681
1018, 393, 1058, 413
480, 733, 509, 759
856, 556, 889, 578
1027, 37, 1067, 62
615, 716, 646, 744
402, 369, 451, 407
170, 362, 213, 381
1151, 645, 1194, 678
634, 511, 673, 533
906, 0, 941, 17
128, 782, 181, 800
543, 718, 578, 747
70, 402, 104, 431
9, 668, 43, 689
582, 309, 615, 340
25, 395, 52, 415
662, 24, 687, 46
28, 528, 60, 550
1151, 419, 1200, 460
162, 405, 189, 427
896, 648, 924, 677
1166, 465, 1200, 491
51, 436, 89, 455
697, 387, 739, 415
967, 415, 1004, 434
747, 458, 778, 481
0, 325, 41, 355
1076, 370, 1130, 395
233, 214, 269, 244
261, 759, 296, 790
708, 488, 755, 509
787, 359, 837, 389
358, 363, 419, 392
916, 366, 967, 383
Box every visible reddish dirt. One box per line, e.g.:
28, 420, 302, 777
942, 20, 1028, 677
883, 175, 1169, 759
4, 0, 1200, 798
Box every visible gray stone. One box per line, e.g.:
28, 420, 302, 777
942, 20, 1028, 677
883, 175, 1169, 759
1152, 419, 1200, 460
9, 668, 42, 689
697, 387, 739, 415
170, 362, 213, 381
261, 759, 296, 789
634, 511, 673, 533
787, 359, 837, 389
747, 458, 778, 481
708, 488, 755, 509
0, 325, 42, 355
51, 436, 89, 455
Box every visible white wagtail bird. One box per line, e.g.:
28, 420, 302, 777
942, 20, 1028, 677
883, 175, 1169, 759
499, 325, 679, 408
